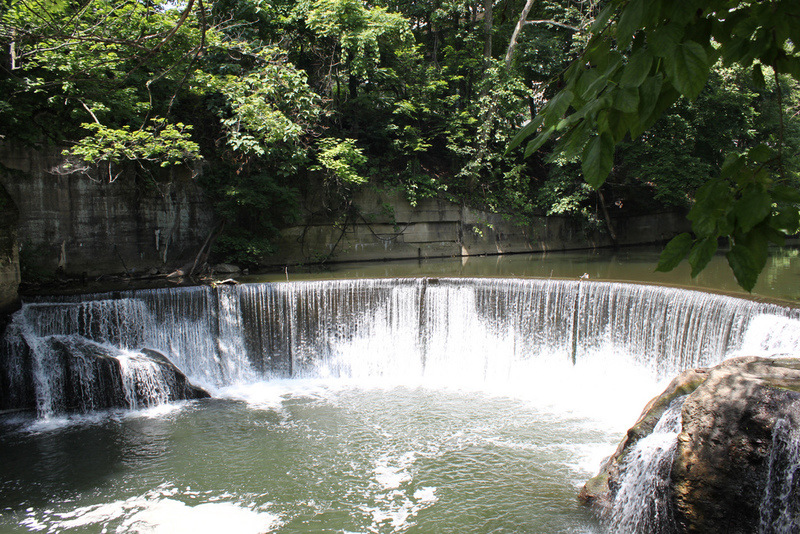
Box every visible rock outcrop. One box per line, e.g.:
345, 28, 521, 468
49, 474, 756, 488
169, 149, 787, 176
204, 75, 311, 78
580, 356, 800, 533
0, 335, 209, 414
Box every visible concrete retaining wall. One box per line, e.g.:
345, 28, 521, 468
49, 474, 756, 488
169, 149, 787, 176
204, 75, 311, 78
0, 143, 689, 280
0, 183, 19, 314
0, 143, 215, 277
265, 188, 690, 265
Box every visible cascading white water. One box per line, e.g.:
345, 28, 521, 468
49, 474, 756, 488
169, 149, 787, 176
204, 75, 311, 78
760, 418, 800, 532
608, 396, 686, 533
5, 278, 800, 417
117, 350, 173, 409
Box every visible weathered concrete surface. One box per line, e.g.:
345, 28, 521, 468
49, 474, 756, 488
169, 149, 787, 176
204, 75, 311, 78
0, 143, 215, 277
1, 143, 689, 281
265, 188, 690, 265
0, 182, 20, 315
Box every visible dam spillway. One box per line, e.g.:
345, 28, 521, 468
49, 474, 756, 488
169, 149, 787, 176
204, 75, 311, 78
1, 277, 800, 533
4, 278, 800, 416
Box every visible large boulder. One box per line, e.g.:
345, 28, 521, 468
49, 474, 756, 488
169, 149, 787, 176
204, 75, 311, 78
580, 356, 800, 533
0, 335, 209, 414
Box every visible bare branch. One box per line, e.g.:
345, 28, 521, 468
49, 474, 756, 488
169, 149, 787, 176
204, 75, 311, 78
78, 99, 100, 124
523, 19, 582, 32
504, 0, 536, 68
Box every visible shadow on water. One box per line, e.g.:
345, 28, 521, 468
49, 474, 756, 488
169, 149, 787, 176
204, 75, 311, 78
0, 407, 181, 512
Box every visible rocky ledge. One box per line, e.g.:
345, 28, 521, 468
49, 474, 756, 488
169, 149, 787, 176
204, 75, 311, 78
1, 336, 209, 414
580, 356, 800, 533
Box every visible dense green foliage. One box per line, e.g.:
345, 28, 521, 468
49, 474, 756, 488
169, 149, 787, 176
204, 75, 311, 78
1, 0, 799, 280
511, 0, 800, 289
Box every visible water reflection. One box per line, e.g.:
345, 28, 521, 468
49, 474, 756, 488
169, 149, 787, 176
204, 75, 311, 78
244, 246, 800, 303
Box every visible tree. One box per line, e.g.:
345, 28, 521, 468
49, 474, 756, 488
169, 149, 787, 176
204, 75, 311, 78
509, 0, 800, 290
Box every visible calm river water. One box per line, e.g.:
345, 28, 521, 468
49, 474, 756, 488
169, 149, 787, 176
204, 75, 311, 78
244, 245, 800, 303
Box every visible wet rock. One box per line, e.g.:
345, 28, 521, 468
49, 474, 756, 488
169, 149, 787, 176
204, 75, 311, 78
673, 357, 800, 533
579, 367, 709, 509
580, 356, 800, 533
0, 335, 209, 414
213, 263, 241, 274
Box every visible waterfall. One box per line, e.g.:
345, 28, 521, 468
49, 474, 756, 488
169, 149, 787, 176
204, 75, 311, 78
608, 396, 685, 533
3, 278, 800, 417
760, 419, 800, 532
117, 350, 173, 409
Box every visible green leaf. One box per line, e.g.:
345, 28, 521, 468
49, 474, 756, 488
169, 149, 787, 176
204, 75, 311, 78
524, 127, 555, 158
605, 109, 629, 143
507, 115, 543, 153
648, 23, 682, 58
752, 63, 766, 89
719, 153, 745, 180
775, 56, 800, 79
664, 40, 709, 99
747, 143, 773, 164
554, 120, 592, 161
541, 90, 575, 128
688, 237, 718, 277
620, 48, 654, 88
640, 84, 679, 135
772, 185, 800, 204
739, 226, 770, 272
576, 68, 601, 99
590, 4, 615, 34
770, 207, 800, 234
656, 232, 692, 272
727, 245, 759, 292
581, 131, 615, 189
631, 74, 663, 137
613, 87, 640, 113
733, 184, 771, 233
616, 0, 645, 48
689, 180, 733, 237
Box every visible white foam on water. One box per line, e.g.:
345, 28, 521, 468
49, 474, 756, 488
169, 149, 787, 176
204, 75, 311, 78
23, 484, 281, 534
217, 378, 345, 412
738, 314, 800, 357
23, 412, 111, 433
374, 453, 416, 491
358, 452, 439, 533
119, 499, 281, 534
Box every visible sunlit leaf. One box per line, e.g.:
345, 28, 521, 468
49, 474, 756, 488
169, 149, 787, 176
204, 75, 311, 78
655, 232, 692, 272
688, 236, 718, 277
581, 131, 614, 189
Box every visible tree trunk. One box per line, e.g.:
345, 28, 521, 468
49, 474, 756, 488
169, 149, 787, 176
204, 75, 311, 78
596, 189, 618, 244
483, 0, 493, 59
504, 0, 536, 68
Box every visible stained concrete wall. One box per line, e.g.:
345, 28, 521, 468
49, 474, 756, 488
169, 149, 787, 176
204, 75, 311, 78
0, 143, 689, 281
265, 188, 690, 265
0, 143, 215, 277
0, 183, 20, 314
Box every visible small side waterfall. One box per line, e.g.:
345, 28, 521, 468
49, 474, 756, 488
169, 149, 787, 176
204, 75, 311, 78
3, 278, 800, 417
608, 396, 686, 533
760, 419, 800, 532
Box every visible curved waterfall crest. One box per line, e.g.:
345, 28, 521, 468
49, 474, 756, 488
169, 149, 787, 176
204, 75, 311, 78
3, 277, 800, 417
